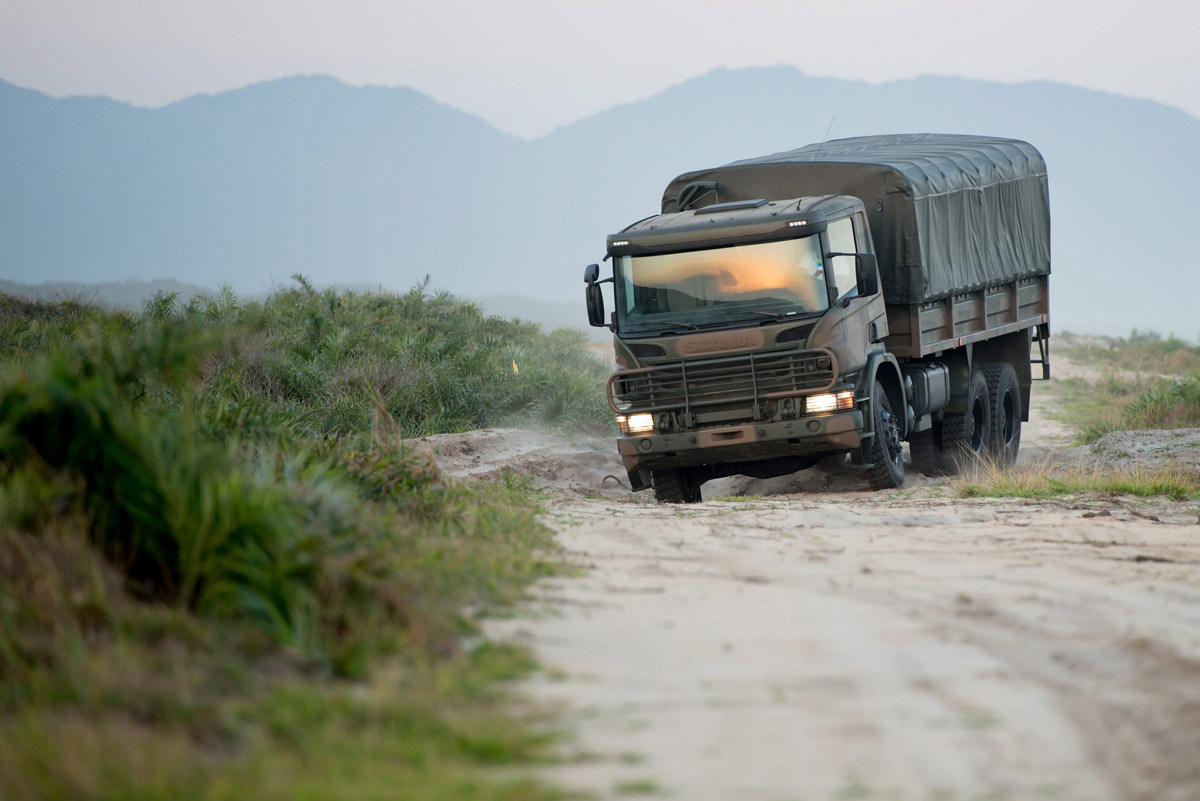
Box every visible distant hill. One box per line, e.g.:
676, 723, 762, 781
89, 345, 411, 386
471, 295, 609, 341
0, 278, 209, 309
2, 69, 1198, 335
0, 277, 605, 340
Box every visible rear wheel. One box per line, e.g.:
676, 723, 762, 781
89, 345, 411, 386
866, 379, 906, 490
909, 422, 948, 476
940, 368, 990, 473
982, 362, 1022, 466
652, 468, 703, 504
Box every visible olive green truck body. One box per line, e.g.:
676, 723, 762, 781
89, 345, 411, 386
583, 134, 1051, 502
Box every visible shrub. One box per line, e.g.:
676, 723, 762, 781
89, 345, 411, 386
0, 281, 590, 798
0, 278, 602, 676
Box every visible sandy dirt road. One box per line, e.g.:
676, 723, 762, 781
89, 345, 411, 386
422, 370, 1200, 801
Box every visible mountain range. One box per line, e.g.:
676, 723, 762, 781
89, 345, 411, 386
2, 68, 1198, 336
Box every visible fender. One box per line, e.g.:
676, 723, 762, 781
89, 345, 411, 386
859, 352, 909, 440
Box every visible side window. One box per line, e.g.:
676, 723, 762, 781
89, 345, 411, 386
827, 218, 858, 300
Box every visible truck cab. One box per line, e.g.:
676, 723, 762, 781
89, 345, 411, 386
588, 194, 907, 501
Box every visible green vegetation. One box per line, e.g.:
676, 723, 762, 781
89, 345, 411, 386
0, 281, 609, 800
1066, 329, 1200, 375
1052, 332, 1200, 444
1052, 373, 1143, 443
1055, 373, 1200, 444
957, 461, 1200, 501
612, 778, 661, 796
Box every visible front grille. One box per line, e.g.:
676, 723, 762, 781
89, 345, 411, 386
607, 347, 838, 414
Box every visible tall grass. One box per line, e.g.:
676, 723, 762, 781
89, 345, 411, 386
190, 278, 611, 438
0, 280, 605, 799
1052, 332, 1200, 444
1124, 377, 1200, 429
1071, 375, 1200, 444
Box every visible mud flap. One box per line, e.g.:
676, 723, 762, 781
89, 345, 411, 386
628, 469, 652, 492
857, 435, 875, 469
857, 400, 875, 469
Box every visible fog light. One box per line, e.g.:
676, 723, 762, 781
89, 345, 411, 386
804, 390, 854, 415
627, 413, 655, 433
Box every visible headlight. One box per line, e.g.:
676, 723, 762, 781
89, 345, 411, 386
804, 390, 854, 415
615, 413, 655, 434
626, 413, 655, 433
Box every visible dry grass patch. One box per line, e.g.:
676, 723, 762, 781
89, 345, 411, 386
1067, 330, 1200, 376
955, 456, 1200, 501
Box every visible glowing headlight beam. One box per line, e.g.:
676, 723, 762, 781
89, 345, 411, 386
804, 390, 855, 415
616, 413, 656, 435
626, 413, 655, 433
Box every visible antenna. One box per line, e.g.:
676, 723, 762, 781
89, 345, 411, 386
821, 117, 836, 144
812, 117, 836, 159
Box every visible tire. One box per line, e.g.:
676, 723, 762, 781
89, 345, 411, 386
652, 468, 702, 503
940, 368, 990, 474
866, 379, 906, 490
982, 362, 1022, 467
909, 422, 948, 476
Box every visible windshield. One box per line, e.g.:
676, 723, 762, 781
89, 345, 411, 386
615, 235, 829, 334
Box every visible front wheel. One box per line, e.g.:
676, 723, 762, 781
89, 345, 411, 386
651, 468, 703, 504
866, 379, 905, 490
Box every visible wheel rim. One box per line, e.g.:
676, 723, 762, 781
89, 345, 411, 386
881, 407, 903, 466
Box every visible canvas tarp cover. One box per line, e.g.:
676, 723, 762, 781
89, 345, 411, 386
660, 134, 1050, 305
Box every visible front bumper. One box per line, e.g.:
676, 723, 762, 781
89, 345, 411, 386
616, 410, 864, 473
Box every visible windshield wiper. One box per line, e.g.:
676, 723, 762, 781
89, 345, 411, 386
657, 320, 701, 331
742, 310, 782, 319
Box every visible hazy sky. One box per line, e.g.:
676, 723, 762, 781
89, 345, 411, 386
2, 0, 1197, 138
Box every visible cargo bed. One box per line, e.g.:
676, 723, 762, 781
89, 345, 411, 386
884, 275, 1050, 360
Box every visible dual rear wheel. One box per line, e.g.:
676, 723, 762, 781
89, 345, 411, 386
910, 362, 1022, 476
982, 362, 1022, 466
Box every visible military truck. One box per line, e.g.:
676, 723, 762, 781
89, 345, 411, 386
583, 133, 1051, 502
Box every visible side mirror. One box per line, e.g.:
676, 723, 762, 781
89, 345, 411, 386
855, 253, 879, 297
584, 263, 614, 328
585, 282, 606, 327
824, 252, 880, 299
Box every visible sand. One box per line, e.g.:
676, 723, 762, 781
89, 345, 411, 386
422, 353, 1200, 800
